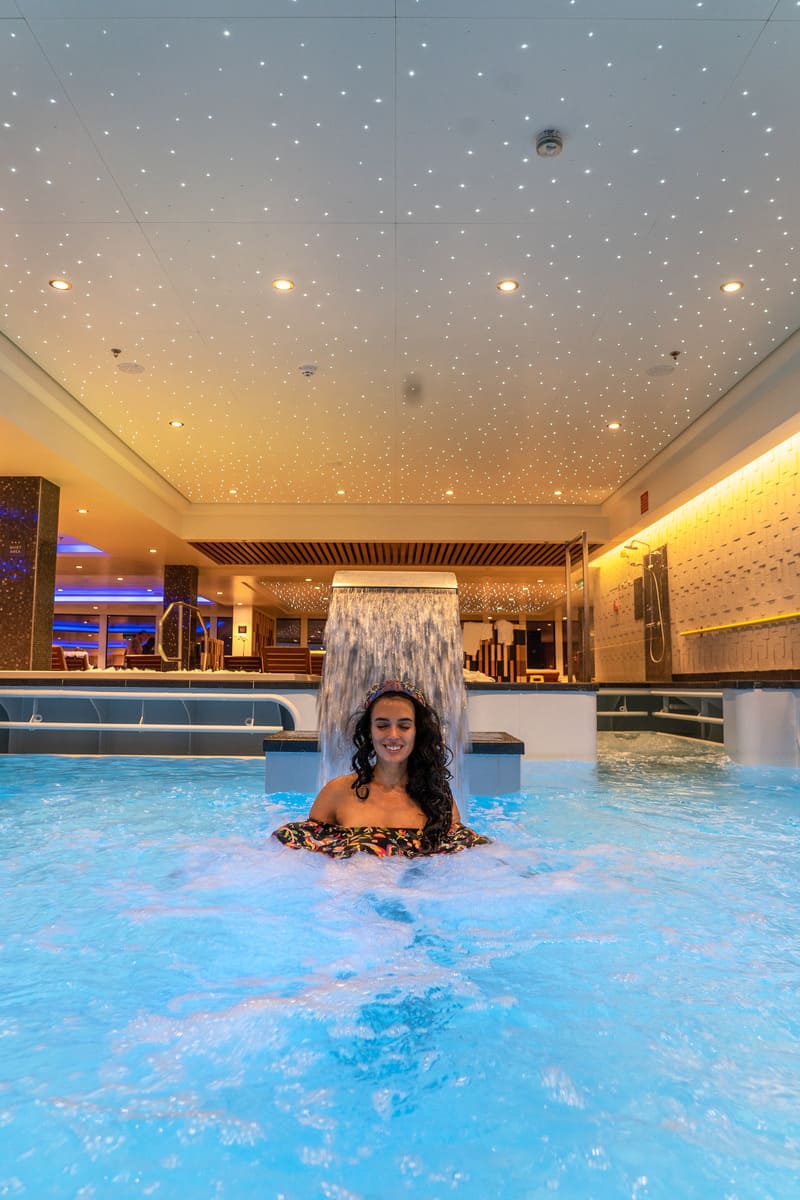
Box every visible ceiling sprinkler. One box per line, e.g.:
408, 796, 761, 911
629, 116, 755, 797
299, 363, 318, 378
536, 129, 563, 157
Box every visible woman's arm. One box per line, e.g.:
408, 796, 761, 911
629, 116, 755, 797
308, 776, 349, 824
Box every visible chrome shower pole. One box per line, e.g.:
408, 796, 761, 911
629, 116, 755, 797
564, 543, 573, 683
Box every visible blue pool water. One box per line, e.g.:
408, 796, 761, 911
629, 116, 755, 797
1, 735, 799, 1199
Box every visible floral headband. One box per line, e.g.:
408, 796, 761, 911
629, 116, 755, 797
364, 679, 427, 710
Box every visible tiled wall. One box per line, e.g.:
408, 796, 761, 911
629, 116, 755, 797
593, 433, 800, 681
0, 476, 60, 670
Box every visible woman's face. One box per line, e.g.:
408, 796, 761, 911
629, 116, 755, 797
369, 695, 416, 767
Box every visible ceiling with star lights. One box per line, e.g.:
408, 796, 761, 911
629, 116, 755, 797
1, 0, 799, 611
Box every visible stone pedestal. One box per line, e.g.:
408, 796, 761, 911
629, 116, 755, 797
467, 685, 597, 761
723, 688, 800, 767
0, 477, 59, 670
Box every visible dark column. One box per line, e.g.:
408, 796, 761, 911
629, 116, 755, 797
162, 564, 198, 669
0, 477, 60, 670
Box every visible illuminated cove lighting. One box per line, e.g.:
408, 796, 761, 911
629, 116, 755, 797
54, 590, 214, 604
55, 589, 164, 604
57, 536, 106, 556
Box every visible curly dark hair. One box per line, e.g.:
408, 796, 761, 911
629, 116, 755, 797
350, 690, 454, 851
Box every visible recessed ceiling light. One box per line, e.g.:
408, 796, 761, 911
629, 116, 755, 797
272, 278, 295, 291
76, 507, 88, 514
445, 489, 454, 496
496, 279, 519, 292
117, 576, 123, 582
554, 490, 563, 496
75, 564, 83, 570
149, 548, 157, 554
168, 419, 184, 428
607, 421, 621, 430
337, 488, 345, 495
720, 280, 744, 293
49, 277, 72, 291
229, 488, 238, 495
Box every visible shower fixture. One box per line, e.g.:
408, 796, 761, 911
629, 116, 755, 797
622, 541, 667, 666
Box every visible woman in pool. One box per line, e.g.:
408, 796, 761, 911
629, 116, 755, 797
272, 679, 490, 858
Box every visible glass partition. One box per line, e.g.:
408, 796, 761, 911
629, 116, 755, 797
276, 618, 301, 646
53, 614, 100, 665
106, 616, 157, 667
307, 618, 326, 647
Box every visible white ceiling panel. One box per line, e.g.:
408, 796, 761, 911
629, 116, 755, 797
18, 1, 395, 16
30, 17, 395, 223
397, 1, 777, 17
0, 21, 130, 221
395, 16, 761, 225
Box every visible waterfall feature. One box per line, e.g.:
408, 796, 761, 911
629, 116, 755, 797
318, 572, 470, 803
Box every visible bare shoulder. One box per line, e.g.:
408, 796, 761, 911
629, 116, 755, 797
308, 774, 357, 823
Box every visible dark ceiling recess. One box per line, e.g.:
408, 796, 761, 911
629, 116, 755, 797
189, 540, 603, 568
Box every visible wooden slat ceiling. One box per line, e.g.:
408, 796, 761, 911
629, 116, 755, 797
190, 541, 603, 568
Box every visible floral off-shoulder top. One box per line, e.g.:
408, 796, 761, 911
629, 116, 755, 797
272, 819, 490, 859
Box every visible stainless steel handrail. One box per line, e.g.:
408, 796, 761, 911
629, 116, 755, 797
158, 601, 209, 667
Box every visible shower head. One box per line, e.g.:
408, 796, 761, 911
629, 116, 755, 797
624, 538, 651, 552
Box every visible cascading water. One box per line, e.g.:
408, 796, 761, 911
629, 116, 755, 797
318, 572, 470, 805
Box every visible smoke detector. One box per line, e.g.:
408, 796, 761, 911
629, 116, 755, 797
535, 129, 563, 157
299, 363, 318, 378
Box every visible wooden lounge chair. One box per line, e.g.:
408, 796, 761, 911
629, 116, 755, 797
261, 646, 312, 674
125, 654, 166, 671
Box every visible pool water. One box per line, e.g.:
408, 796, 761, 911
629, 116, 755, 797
1, 735, 799, 1199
